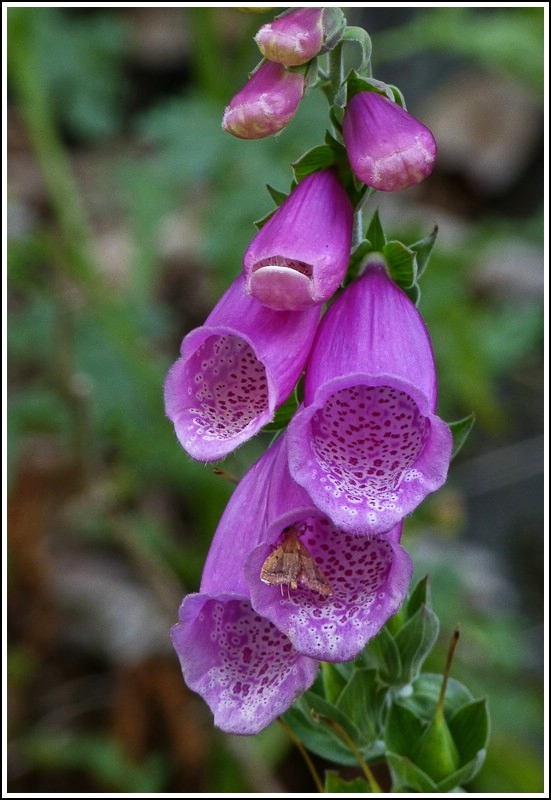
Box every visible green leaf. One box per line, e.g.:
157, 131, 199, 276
363, 625, 402, 685
383, 239, 418, 289
448, 413, 476, 458
398, 674, 473, 723
321, 661, 349, 705
449, 698, 491, 763
284, 691, 368, 767
393, 604, 440, 683
385, 701, 425, 758
406, 575, 432, 617
436, 749, 488, 793
410, 225, 438, 278
386, 752, 438, 793
325, 771, 372, 793
345, 239, 373, 284
365, 209, 386, 252
292, 145, 336, 181
336, 668, 387, 745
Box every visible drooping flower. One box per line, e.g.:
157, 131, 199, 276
286, 256, 453, 536
222, 60, 304, 140
254, 8, 346, 67
243, 169, 354, 310
342, 90, 437, 191
245, 434, 413, 662
164, 275, 320, 462
171, 440, 319, 736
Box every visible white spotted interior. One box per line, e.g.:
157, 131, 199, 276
251, 516, 401, 660
310, 385, 429, 512
184, 334, 269, 442
199, 598, 303, 722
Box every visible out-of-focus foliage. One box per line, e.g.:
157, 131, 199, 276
7, 5, 544, 793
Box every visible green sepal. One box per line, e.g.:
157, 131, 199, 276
449, 414, 476, 459
265, 183, 289, 207
404, 281, 421, 306
410, 224, 438, 278
383, 239, 418, 290
325, 771, 372, 793
292, 144, 336, 181
345, 73, 394, 102
345, 239, 373, 284
365, 209, 386, 252
261, 396, 299, 433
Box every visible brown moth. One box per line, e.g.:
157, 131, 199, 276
260, 524, 333, 597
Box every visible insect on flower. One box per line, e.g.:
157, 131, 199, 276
260, 524, 333, 597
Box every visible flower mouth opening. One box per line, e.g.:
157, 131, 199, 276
310, 384, 430, 500
182, 333, 269, 442
252, 257, 313, 279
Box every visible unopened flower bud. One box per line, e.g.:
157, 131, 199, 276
255, 8, 346, 66
343, 90, 437, 192
222, 60, 304, 139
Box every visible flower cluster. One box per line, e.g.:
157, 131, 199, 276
166, 8, 451, 735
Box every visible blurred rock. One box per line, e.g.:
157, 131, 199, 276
421, 69, 542, 194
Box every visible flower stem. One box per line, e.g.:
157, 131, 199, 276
278, 717, 325, 793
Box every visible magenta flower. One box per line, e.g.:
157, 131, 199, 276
164, 276, 320, 462
222, 60, 304, 140
342, 90, 437, 191
171, 441, 319, 735
286, 258, 453, 536
245, 434, 413, 662
243, 169, 354, 310
254, 8, 345, 67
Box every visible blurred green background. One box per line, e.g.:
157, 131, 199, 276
7, 6, 544, 793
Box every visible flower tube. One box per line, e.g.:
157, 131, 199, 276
243, 169, 354, 311
245, 434, 413, 662
164, 275, 320, 462
172, 440, 319, 736
343, 90, 437, 191
287, 257, 453, 536
222, 60, 304, 140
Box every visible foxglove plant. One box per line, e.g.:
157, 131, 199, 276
164, 275, 319, 461
286, 256, 453, 536
166, 6, 488, 791
243, 169, 354, 310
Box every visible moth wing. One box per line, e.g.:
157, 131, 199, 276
295, 538, 334, 597
260, 541, 301, 588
